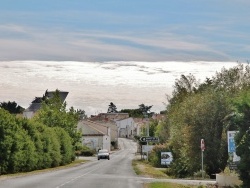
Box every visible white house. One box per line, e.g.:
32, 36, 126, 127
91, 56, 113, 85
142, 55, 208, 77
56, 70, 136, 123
115, 117, 136, 138
77, 120, 113, 152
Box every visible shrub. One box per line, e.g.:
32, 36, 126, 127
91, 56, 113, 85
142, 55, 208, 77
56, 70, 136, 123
149, 144, 171, 168
80, 145, 95, 156
53, 127, 74, 165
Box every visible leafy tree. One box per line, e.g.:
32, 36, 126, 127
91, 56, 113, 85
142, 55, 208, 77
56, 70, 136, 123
0, 101, 24, 114
75, 108, 87, 120
119, 108, 143, 117
107, 102, 118, 113
53, 127, 74, 165
168, 74, 198, 106
211, 63, 250, 92
232, 89, 250, 187
33, 90, 81, 147
163, 71, 235, 177
139, 104, 153, 119
0, 109, 37, 173
155, 119, 170, 144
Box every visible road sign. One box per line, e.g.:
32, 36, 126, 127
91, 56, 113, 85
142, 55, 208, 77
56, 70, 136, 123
140, 137, 159, 142
201, 139, 205, 151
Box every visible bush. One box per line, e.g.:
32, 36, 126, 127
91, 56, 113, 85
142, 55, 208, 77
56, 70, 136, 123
149, 144, 171, 168
53, 127, 74, 165
193, 170, 210, 179
80, 145, 95, 156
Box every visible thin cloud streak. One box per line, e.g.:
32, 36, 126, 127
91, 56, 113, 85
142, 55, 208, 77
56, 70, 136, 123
0, 23, 247, 61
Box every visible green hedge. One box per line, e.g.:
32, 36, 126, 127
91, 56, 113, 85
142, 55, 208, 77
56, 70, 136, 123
0, 109, 75, 174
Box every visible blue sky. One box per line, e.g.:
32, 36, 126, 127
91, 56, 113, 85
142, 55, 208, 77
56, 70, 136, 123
0, 0, 249, 62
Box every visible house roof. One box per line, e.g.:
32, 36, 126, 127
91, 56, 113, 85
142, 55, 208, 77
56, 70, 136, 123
77, 120, 118, 140
24, 89, 68, 113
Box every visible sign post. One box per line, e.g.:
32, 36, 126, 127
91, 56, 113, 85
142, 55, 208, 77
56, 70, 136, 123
201, 139, 205, 179
140, 137, 159, 142
227, 131, 240, 171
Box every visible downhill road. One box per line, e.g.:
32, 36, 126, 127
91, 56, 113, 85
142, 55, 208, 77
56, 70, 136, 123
0, 138, 145, 188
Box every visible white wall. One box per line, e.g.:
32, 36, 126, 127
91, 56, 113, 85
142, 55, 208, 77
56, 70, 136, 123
116, 117, 136, 138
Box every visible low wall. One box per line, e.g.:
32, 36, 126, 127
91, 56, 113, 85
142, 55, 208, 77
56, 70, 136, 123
216, 174, 242, 187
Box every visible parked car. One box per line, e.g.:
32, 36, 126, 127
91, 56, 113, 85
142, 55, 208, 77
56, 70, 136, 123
97, 149, 110, 160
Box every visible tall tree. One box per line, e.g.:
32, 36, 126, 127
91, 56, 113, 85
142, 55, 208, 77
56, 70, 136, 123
33, 90, 81, 147
107, 102, 118, 113
139, 103, 153, 117
232, 89, 250, 187
168, 74, 198, 106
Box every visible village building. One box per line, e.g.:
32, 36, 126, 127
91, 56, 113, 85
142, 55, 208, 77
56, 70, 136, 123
23, 90, 68, 119
77, 120, 119, 152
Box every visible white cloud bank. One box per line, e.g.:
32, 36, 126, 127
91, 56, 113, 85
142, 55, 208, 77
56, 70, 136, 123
0, 61, 239, 115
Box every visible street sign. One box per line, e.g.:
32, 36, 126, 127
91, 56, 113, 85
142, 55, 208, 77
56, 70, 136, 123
140, 137, 159, 142
201, 139, 205, 151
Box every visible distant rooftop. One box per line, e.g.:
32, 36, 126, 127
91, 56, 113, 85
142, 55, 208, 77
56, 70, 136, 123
26, 89, 68, 112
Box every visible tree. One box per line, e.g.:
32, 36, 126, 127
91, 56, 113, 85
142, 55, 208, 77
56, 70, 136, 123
75, 109, 87, 120
33, 89, 81, 149
232, 89, 250, 187
139, 104, 153, 117
0, 109, 37, 173
119, 108, 142, 117
155, 119, 170, 143
168, 74, 198, 106
0, 101, 24, 114
107, 102, 118, 113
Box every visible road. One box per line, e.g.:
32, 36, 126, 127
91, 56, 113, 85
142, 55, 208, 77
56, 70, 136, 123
0, 138, 145, 188
0, 138, 216, 188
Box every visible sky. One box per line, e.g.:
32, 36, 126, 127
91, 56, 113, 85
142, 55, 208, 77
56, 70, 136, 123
0, 0, 250, 62
0, 61, 239, 115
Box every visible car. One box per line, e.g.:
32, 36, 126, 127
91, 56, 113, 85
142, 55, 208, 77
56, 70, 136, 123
97, 149, 110, 160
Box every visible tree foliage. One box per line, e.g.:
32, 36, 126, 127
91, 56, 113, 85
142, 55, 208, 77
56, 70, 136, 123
107, 102, 118, 113
33, 90, 81, 146
0, 108, 76, 174
0, 89, 85, 174
119, 108, 142, 117
120, 104, 154, 118
0, 101, 24, 114
154, 63, 250, 181
232, 89, 250, 187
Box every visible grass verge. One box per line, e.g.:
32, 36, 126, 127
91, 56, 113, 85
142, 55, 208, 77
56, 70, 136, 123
132, 159, 216, 188
0, 158, 87, 180
144, 182, 199, 188
132, 159, 169, 178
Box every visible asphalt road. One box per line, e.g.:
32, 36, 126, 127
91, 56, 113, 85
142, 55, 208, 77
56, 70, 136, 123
0, 138, 145, 188
0, 138, 216, 188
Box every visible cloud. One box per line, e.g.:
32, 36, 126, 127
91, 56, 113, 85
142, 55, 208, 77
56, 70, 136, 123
0, 23, 245, 61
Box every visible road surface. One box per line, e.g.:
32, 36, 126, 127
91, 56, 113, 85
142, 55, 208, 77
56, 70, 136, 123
0, 138, 144, 188
0, 138, 216, 188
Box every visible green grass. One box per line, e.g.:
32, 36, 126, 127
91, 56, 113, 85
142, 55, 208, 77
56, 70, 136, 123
0, 158, 87, 179
132, 159, 215, 188
132, 159, 169, 178
147, 182, 198, 188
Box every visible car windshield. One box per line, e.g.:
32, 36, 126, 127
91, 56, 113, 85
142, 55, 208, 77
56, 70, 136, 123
99, 150, 108, 153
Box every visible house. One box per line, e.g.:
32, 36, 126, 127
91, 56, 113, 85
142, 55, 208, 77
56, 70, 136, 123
77, 120, 119, 152
115, 117, 136, 138
23, 89, 68, 118
90, 113, 139, 139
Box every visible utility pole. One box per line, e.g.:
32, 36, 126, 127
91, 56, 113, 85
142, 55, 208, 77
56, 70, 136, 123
201, 139, 205, 179
143, 112, 149, 161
